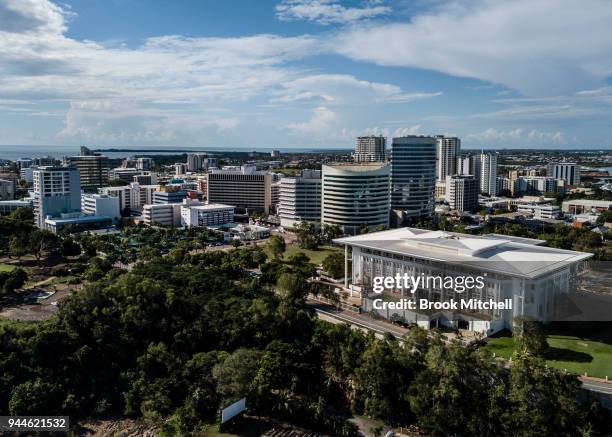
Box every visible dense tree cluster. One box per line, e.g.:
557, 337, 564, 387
0, 239, 609, 436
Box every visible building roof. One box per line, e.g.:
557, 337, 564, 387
44, 215, 113, 225
187, 203, 235, 211
334, 227, 592, 279
323, 163, 388, 171
563, 199, 612, 207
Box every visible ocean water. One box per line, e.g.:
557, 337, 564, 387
0, 145, 350, 161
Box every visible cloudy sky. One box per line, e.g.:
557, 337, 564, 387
0, 0, 611, 149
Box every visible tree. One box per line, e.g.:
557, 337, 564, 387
513, 316, 549, 357
276, 272, 307, 301
597, 210, 612, 224
322, 252, 344, 279
8, 207, 34, 224
0, 268, 27, 294
230, 239, 242, 248
267, 235, 286, 259
321, 224, 342, 243
251, 247, 268, 266
9, 235, 28, 261
212, 349, 262, 403
60, 237, 82, 258
294, 221, 319, 250
28, 229, 60, 263
508, 353, 584, 436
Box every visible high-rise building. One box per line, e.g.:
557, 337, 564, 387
479, 153, 498, 196
547, 162, 580, 185
33, 166, 81, 228
187, 153, 205, 172
67, 147, 110, 190
516, 176, 565, 196
109, 167, 148, 183
389, 136, 436, 223
0, 179, 15, 201
321, 163, 390, 234
456, 154, 482, 185
207, 165, 273, 213
446, 175, 479, 212
122, 157, 154, 171
354, 136, 386, 163
17, 158, 32, 169
133, 173, 157, 185
435, 136, 460, 182
186, 153, 218, 172
33, 156, 57, 167
278, 169, 322, 228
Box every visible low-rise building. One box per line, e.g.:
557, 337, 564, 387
99, 182, 159, 214
154, 188, 188, 204
142, 203, 182, 227
562, 199, 612, 214
44, 212, 114, 234
181, 203, 234, 227
0, 179, 15, 200
335, 227, 592, 335
516, 203, 561, 219
0, 199, 33, 215
81, 193, 121, 222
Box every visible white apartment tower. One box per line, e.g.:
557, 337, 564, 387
446, 175, 479, 212
435, 136, 460, 182
480, 152, 498, 196
547, 162, 580, 186
354, 136, 386, 163
33, 166, 81, 228
278, 169, 322, 228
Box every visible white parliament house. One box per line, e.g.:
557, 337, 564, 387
335, 228, 592, 335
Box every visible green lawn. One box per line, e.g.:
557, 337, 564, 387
266, 243, 342, 266
486, 333, 612, 378
0, 263, 15, 272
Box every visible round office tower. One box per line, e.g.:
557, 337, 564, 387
321, 163, 390, 235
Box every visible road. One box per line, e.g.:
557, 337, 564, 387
306, 299, 408, 339
580, 378, 612, 395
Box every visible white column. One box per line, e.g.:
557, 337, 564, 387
344, 245, 349, 290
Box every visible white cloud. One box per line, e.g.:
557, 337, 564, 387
467, 127, 566, 145
393, 125, 421, 137
331, 0, 612, 96
286, 106, 337, 135
274, 74, 441, 105
276, 0, 390, 25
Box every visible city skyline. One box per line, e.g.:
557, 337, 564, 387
1, 0, 612, 150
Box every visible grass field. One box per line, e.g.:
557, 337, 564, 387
486, 332, 612, 378
0, 263, 15, 272
265, 243, 342, 265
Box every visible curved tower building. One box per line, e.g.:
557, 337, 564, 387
321, 163, 390, 235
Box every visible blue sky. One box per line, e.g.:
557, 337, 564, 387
0, 0, 611, 150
